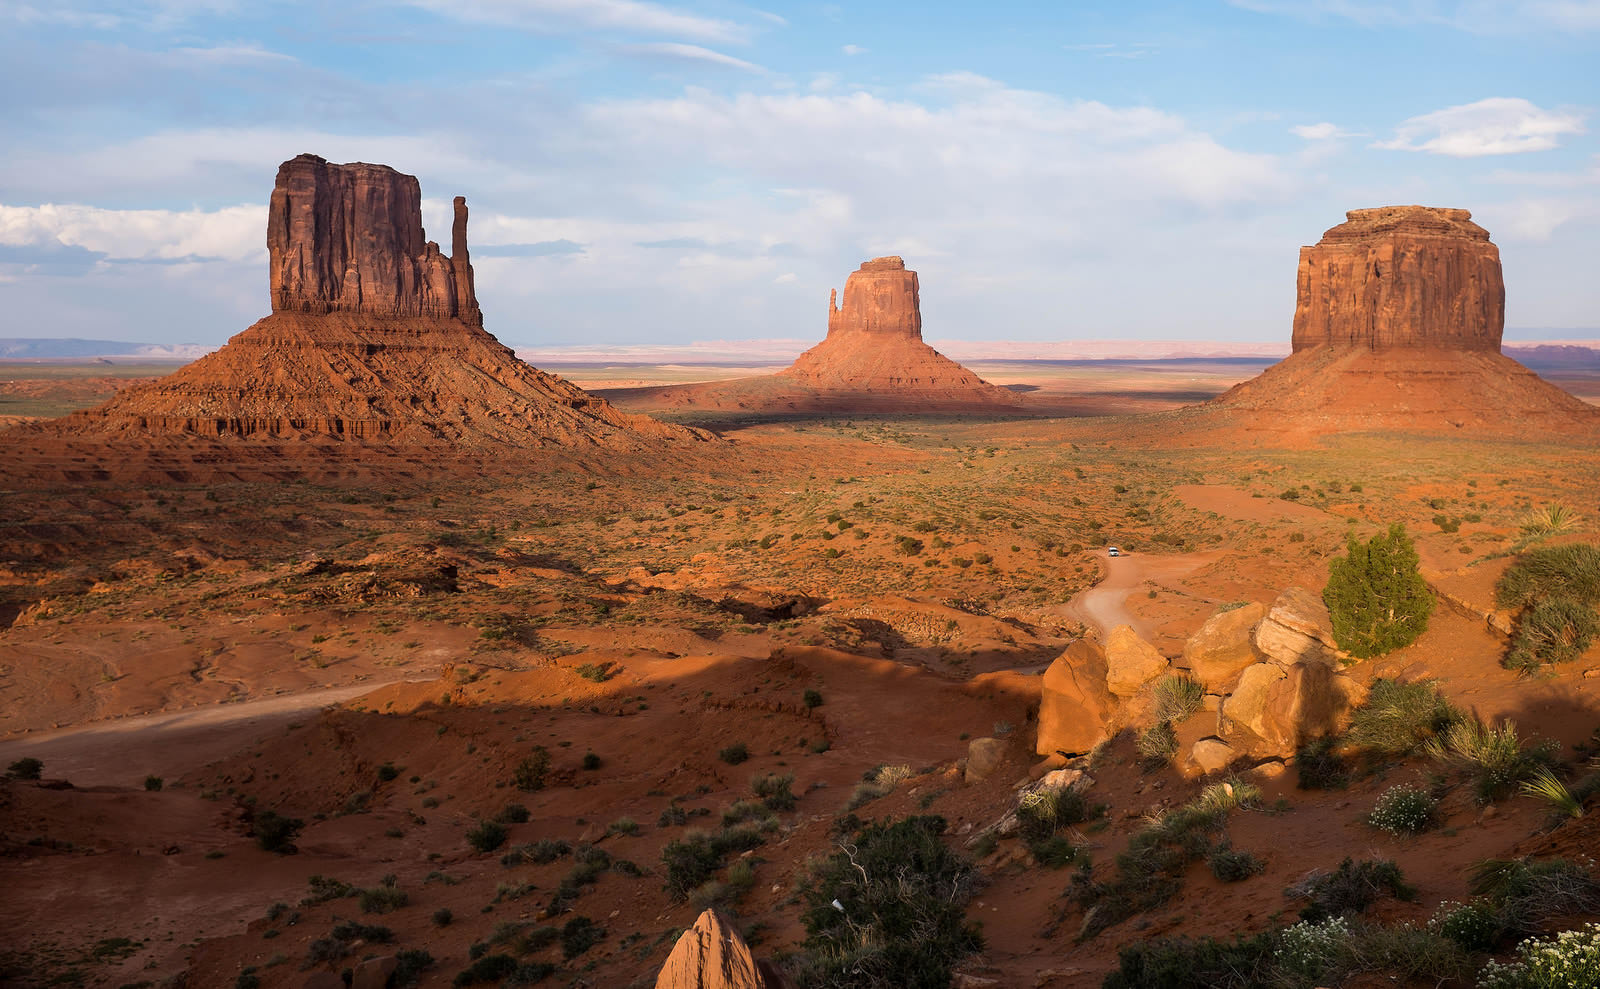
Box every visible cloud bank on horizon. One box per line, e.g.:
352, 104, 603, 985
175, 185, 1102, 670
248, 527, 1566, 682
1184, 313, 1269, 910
0, 0, 1596, 348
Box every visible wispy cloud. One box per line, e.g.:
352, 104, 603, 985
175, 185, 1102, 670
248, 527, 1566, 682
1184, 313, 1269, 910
401, 0, 751, 44
1290, 121, 1363, 140
1376, 97, 1586, 156
841, 44, 866, 55
615, 41, 765, 73
0, 201, 262, 266
1226, 0, 1600, 33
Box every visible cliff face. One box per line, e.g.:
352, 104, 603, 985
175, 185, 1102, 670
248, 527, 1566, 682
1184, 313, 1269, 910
37, 154, 709, 449
267, 153, 479, 322
1291, 206, 1503, 353
825, 256, 922, 342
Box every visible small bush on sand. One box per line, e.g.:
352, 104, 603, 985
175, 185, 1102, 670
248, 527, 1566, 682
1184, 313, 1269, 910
790, 816, 981, 989
1426, 719, 1557, 802
718, 742, 749, 766
1295, 857, 1416, 923
1323, 524, 1433, 658
1295, 738, 1350, 790
6, 757, 43, 780
467, 819, 508, 854
1153, 675, 1205, 723
1479, 922, 1600, 989
253, 810, 304, 854
1346, 679, 1460, 756
512, 747, 550, 791
1368, 784, 1437, 836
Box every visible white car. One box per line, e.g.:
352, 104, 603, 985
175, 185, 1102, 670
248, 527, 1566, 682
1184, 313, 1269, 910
1107, 546, 1121, 557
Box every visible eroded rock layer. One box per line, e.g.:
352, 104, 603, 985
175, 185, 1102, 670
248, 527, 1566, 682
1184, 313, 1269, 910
1199, 206, 1597, 437
1291, 206, 1502, 353
269, 154, 479, 322
33, 154, 706, 449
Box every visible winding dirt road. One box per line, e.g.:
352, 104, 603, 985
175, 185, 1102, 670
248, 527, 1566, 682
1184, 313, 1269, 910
1061, 549, 1223, 641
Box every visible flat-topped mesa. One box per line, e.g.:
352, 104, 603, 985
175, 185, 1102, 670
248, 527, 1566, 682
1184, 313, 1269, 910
1291, 205, 1503, 353
826, 255, 922, 341
268, 153, 480, 323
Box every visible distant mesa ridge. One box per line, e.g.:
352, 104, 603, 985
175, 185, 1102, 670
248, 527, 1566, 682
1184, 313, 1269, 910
31, 154, 706, 448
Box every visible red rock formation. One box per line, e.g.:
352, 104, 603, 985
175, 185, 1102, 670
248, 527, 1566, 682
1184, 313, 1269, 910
613, 256, 1019, 414
655, 909, 780, 989
33, 155, 708, 449
1200, 206, 1597, 437
825, 256, 922, 341
1292, 206, 1503, 353
268, 154, 478, 322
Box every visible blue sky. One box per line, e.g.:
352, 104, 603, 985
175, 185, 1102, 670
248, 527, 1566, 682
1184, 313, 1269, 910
1, 0, 1596, 351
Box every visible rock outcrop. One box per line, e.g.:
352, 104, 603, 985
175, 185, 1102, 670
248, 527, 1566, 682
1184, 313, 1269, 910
1292, 207, 1502, 353
1253, 587, 1340, 669
269, 154, 479, 321
655, 909, 779, 989
1200, 206, 1598, 437
1182, 602, 1266, 693
630, 257, 1021, 414
36, 155, 708, 450
1037, 639, 1113, 757
1104, 625, 1169, 697
781, 257, 1019, 409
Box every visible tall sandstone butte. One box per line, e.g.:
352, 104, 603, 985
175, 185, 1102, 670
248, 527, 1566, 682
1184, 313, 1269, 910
1291, 206, 1503, 353
1205, 205, 1596, 435
779, 257, 1018, 408
268, 154, 478, 321
37, 154, 707, 449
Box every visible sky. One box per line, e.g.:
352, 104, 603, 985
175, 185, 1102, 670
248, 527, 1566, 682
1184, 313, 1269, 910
0, 0, 1596, 353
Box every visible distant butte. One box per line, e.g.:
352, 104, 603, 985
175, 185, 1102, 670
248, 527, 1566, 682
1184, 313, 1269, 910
625, 256, 1021, 415
31, 154, 707, 450
1197, 205, 1598, 437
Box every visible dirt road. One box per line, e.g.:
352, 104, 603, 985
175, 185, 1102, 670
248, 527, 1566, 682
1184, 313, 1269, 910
0, 680, 424, 787
1061, 549, 1222, 641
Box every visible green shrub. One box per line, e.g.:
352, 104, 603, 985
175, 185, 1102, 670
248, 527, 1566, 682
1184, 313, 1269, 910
560, 916, 603, 959
253, 810, 304, 854
452, 954, 518, 986
1426, 719, 1557, 802
1207, 845, 1264, 882
1323, 523, 1434, 658
1429, 899, 1498, 951
1346, 678, 1460, 755
1295, 738, 1350, 790
1136, 721, 1179, 765
1496, 543, 1600, 609
661, 831, 728, 901
792, 816, 980, 989
1103, 932, 1273, 989
1152, 675, 1205, 724
752, 772, 797, 811
467, 819, 508, 853
895, 535, 924, 556
513, 747, 550, 791
803, 689, 824, 709
144, 775, 163, 791
432, 907, 453, 927
581, 750, 602, 771
7, 757, 43, 780
329, 920, 394, 943
1275, 916, 1352, 984
1470, 857, 1600, 939
392, 948, 434, 987
1479, 922, 1600, 989
1368, 784, 1437, 836
358, 882, 408, 914
1506, 597, 1599, 671
1297, 857, 1415, 923
495, 802, 530, 824
718, 742, 749, 765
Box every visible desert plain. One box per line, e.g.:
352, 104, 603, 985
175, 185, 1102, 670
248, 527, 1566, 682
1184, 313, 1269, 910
2, 164, 1600, 989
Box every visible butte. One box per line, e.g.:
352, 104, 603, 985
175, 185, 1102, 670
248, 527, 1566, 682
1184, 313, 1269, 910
624, 256, 1020, 415
19, 154, 707, 457
1155, 206, 1598, 441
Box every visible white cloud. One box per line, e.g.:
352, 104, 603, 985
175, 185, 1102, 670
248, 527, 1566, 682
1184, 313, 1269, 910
0, 201, 262, 261
841, 44, 866, 55
1291, 121, 1361, 140
616, 42, 764, 73
1227, 0, 1600, 32
773, 272, 797, 282
167, 43, 297, 64
401, 0, 749, 44
1376, 97, 1585, 156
